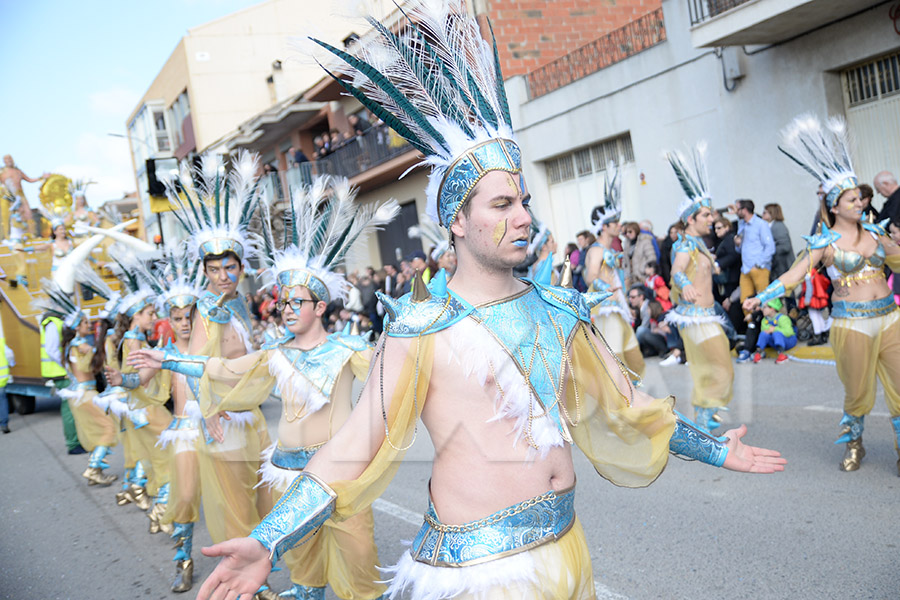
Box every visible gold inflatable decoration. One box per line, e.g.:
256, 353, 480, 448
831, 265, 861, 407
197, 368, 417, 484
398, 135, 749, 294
38, 174, 73, 238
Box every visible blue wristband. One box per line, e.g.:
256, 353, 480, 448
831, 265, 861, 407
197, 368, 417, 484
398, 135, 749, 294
161, 353, 208, 379
673, 271, 692, 290
121, 372, 141, 390
249, 473, 336, 565
670, 410, 729, 467
754, 279, 785, 306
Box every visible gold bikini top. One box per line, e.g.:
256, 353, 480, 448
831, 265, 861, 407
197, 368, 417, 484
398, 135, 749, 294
830, 240, 885, 286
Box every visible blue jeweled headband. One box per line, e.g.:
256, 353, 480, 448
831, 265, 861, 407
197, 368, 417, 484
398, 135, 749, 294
164, 295, 199, 313
824, 176, 859, 209
124, 297, 152, 319
679, 197, 713, 224
199, 238, 244, 261
437, 139, 522, 228
277, 269, 330, 305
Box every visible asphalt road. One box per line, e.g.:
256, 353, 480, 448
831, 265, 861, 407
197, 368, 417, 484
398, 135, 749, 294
1, 356, 898, 600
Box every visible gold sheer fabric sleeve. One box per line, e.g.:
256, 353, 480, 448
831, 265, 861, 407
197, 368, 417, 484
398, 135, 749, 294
322, 334, 431, 521
348, 348, 373, 382
198, 350, 276, 417
121, 340, 171, 408
884, 253, 900, 272
565, 323, 676, 488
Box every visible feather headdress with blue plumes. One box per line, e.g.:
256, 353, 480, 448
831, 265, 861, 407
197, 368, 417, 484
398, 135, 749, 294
309, 0, 521, 229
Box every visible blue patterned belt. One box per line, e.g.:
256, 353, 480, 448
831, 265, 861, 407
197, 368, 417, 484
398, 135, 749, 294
832, 295, 896, 319
270, 443, 324, 471
410, 484, 576, 567
71, 380, 97, 391
673, 304, 717, 319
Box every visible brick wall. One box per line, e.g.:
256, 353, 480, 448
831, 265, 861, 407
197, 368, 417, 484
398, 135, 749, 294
483, 0, 663, 77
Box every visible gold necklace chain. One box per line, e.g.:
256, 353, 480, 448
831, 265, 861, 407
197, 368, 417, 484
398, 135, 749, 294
423, 490, 556, 533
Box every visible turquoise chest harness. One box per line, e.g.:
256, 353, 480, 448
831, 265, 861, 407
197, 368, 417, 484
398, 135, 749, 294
471, 286, 582, 440
273, 334, 364, 402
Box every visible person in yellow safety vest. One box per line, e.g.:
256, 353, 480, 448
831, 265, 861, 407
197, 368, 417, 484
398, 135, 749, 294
0, 317, 14, 434
41, 313, 85, 454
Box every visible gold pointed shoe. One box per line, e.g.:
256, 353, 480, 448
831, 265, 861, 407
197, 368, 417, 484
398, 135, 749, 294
839, 438, 866, 471
171, 559, 193, 593
131, 484, 153, 511
84, 467, 117, 486
81, 467, 93, 480
148, 509, 161, 534
158, 514, 174, 536
116, 488, 135, 506
254, 589, 280, 600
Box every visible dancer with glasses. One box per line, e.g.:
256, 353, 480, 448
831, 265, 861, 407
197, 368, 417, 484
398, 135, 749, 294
131, 176, 395, 600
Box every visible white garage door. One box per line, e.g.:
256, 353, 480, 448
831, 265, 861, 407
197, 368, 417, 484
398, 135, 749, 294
843, 50, 900, 187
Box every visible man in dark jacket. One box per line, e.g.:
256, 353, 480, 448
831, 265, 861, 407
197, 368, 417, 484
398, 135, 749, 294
875, 171, 900, 222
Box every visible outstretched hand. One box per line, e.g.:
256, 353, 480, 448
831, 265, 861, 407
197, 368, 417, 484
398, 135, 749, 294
196, 537, 271, 600
721, 425, 787, 473
127, 348, 164, 370
742, 297, 761, 313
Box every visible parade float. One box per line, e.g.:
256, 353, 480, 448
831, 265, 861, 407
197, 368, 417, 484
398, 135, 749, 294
0, 174, 146, 414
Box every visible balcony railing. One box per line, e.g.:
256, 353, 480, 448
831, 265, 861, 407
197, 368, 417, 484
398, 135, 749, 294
687, 0, 754, 26
260, 125, 414, 203
526, 8, 667, 99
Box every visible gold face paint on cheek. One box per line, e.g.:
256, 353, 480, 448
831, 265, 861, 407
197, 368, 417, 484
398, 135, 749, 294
493, 219, 507, 246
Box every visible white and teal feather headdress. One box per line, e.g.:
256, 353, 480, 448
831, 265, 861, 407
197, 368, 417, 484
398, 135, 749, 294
591, 161, 623, 233
70, 263, 120, 321
163, 150, 264, 265
408, 214, 449, 262
106, 245, 160, 319
665, 142, 712, 224
259, 175, 399, 305
309, 0, 520, 229
155, 246, 204, 315
778, 114, 858, 208
32, 281, 86, 329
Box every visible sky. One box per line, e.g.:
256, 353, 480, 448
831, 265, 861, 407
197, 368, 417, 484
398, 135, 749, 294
1, 0, 264, 207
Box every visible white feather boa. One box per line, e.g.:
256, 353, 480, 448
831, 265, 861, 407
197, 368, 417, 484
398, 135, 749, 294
445, 318, 565, 457
157, 426, 200, 449
591, 304, 633, 323
95, 390, 130, 418
157, 401, 203, 449
58, 387, 88, 406
266, 350, 330, 419
230, 315, 254, 353
382, 546, 539, 600
221, 410, 256, 433
664, 310, 727, 327
255, 443, 301, 492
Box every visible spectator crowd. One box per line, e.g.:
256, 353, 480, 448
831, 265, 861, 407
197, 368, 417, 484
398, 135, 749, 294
243, 168, 900, 365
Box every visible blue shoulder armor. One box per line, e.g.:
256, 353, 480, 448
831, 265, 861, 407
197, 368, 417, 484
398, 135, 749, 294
530, 279, 592, 323
197, 294, 231, 325
328, 332, 371, 352
261, 332, 293, 350
672, 234, 698, 254
802, 223, 841, 250
862, 218, 890, 238
378, 290, 472, 337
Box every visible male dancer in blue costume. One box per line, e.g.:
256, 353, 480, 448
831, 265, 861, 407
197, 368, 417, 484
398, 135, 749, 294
193, 3, 786, 598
